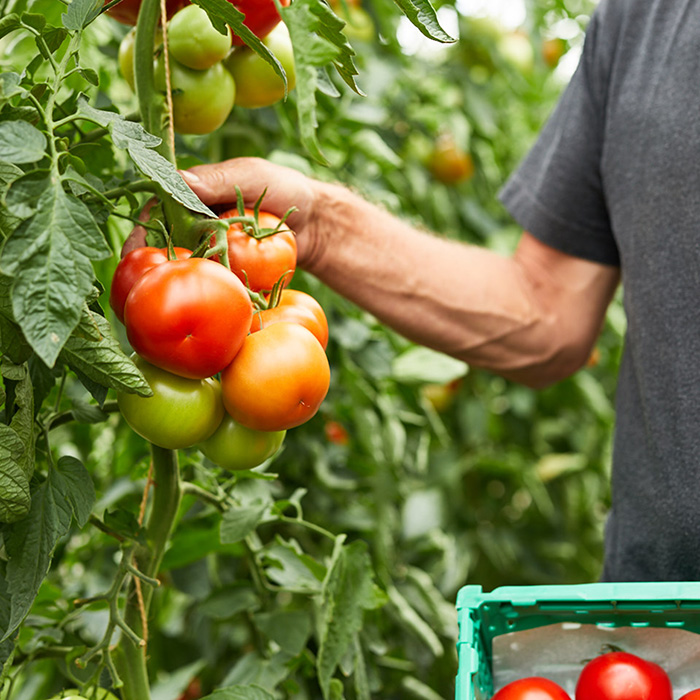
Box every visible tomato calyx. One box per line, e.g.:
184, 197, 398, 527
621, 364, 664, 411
220, 186, 297, 241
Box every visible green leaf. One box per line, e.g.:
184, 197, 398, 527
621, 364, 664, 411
0, 74, 24, 104
20, 13, 45, 32
55, 456, 96, 527
0, 121, 46, 164
60, 311, 152, 397
220, 502, 267, 544
62, 0, 103, 30
0, 14, 21, 40
4, 171, 51, 220
0, 181, 111, 367
3, 360, 34, 480
391, 346, 468, 385
199, 585, 260, 621
77, 99, 216, 218
2, 469, 73, 642
386, 585, 443, 657
79, 68, 99, 86
317, 538, 377, 698
201, 686, 275, 700
0, 425, 30, 523
42, 27, 68, 53
392, 0, 455, 43
262, 538, 325, 593
253, 610, 311, 656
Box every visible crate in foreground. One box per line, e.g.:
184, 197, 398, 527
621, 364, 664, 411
455, 582, 700, 700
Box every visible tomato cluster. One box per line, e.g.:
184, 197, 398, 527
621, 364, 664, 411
116, 0, 296, 130
111, 209, 331, 470
491, 651, 700, 700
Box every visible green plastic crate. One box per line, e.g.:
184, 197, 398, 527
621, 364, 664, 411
455, 582, 700, 700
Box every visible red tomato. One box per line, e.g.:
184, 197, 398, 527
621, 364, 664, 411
492, 678, 570, 700
679, 692, 700, 700
221, 322, 330, 431
324, 420, 349, 445
124, 258, 253, 379
229, 0, 290, 46
575, 652, 672, 700
219, 207, 297, 292
250, 289, 328, 349
110, 246, 191, 323
104, 0, 186, 25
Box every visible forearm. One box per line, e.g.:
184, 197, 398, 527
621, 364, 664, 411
306, 182, 609, 388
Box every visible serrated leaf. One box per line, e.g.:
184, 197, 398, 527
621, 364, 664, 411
0, 425, 30, 524
0, 74, 23, 104
0, 182, 111, 367
60, 311, 152, 397
317, 538, 377, 699
5, 361, 34, 480
77, 99, 215, 218
392, 0, 455, 43
262, 539, 325, 593
0, 121, 46, 164
4, 171, 51, 220
62, 0, 102, 30
55, 456, 96, 527
2, 469, 73, 642
220, 502, 267, 544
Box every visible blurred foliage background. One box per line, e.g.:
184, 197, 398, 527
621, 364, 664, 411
1, 0, 621, 697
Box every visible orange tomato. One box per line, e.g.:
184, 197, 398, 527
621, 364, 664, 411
250, 289, 328, 349
221, 322, 330, 431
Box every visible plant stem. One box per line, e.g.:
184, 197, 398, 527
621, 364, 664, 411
114, 445, 181, 700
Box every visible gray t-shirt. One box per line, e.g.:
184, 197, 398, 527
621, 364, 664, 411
499, 0, 700, 581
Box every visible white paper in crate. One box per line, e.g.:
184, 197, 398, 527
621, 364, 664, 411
492, 623, 700, 699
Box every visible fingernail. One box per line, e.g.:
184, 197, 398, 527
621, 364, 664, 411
179, 170, 199, 184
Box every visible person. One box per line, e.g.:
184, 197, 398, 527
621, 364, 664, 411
125, 0, 699, 582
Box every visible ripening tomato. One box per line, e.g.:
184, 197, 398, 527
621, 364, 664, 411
155, 56, 235, 135
250, 289, 328, 349
428, 134, 474, 185
199, 414, 286, 471
110, 246, 191, 323
679, 692, 700, 700
105, 0, 186, 25
218, 207, 297, 292
224, 23, 296, 109
324, 420, 349, 445
492, 677, 571, 700
575, 652, 672, 700
221, 322, 330, 431
542, 37, 566, 68
124, 257, 253, 379
118, 356, 224, 449
168, 4, 232, 70
229, 0, 290, 45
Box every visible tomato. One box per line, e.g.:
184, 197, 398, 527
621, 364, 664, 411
575, 652, 672, 700
49, 688, 118, 699
221, 322, 330, 431
542, 37, 566, 68
679, 692, 700, 700
324, 420, 349, 445
224, 23, 295, 109
420, 378, 462, 413
168, 5, 232, 70
251, 289, 328, 349
155, 56, 235, 135
228, 0, 290, 46
199, 413, 285, 470
218, 207, 297, 292
118, 28, 136, 90
177, 678, 203, 700
118, 355, 224, 449
428, 134, 474, 185
124, 257, 253, 379
492, 678, 571, 700
105, 0, 186, 25
110, 246, 191, 323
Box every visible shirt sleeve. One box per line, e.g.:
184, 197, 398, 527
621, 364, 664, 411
498, 0, 621, 267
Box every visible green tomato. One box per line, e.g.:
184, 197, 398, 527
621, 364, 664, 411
199, 413, 285, 471
224, 23, 295, 109
49, 690, 118, 700
118, 28, 136, 90
167, 4, 232, 70
155, 56, 236, 134
117, 355, 224, 450
341, 7, 374, 43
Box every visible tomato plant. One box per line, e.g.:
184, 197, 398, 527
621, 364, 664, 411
199, 413, 286, 471
221, 322, 330, 431
155, 56, 235, 134
229, 0, 290, 45
104, 0, 186, 24
218, 206, 297, 291
117, 355, 224, 449
251, 288, 328, 349
575, 652, 672, 700
109, 246, 191, 323
168, 4, 232, 70
492, 677, 571, 700
224, 22, 295, 109
124, 257, 253, 379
